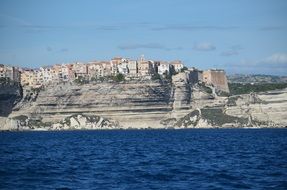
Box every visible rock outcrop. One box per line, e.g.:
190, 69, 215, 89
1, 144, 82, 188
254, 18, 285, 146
225, 89, 287, 127
1, 114, 119, 131
174, 88, 287, 129
0, 83, 22, 116
172, 73, 192, 110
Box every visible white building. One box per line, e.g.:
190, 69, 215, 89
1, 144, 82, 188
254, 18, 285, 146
88, 61, 111, 79
117, 62, 129, 75
170, 60, 184, 72
0, 64, 21, 82
127, 60, 138, 76
73, 62, 88, 79
157, 62, 170, 75
61, 64, 71, 81
33, 69, 44, 87
110, 57, 122, 76
40, 67, 53, 84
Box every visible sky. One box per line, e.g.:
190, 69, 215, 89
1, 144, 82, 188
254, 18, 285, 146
0, 0, 287, 75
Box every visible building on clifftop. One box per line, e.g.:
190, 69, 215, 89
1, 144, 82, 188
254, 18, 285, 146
188, 67, 203, 84
203, 69, 229, 93
0, 64, 20, 82
170, 60, 184, 72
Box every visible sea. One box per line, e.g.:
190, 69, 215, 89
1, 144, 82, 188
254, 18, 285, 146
0, 129, 287, 190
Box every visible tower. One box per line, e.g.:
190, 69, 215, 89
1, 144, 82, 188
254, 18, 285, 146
140, 54, 145, 62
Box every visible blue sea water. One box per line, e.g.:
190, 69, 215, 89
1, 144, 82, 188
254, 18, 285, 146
0, 129, 287, 190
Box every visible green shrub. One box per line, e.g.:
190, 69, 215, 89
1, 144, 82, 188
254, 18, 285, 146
151, 73, 161, 80
175, 110, 200, 127
0, 77, 10, 84
229, 83, 287, 95
12, 115, 28, 121
217, 90, 230, 97
74, 76, 88, 85
201, 108, 248, 126
198, 83, 212, 94
31, 87, 43, 93
113, 73, 125, 82
180, 66, 188, 72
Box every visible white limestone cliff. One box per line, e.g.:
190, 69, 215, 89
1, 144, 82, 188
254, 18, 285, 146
1, 75, 286, 131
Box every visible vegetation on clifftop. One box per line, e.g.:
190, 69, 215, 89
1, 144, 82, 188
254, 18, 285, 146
198, 83, 213, 94
74, 74, 125, 84
229, 83, 287, 95
228, 74, 287, 84
113, 73, 125, 82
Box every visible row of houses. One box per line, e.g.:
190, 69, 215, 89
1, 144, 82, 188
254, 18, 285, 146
89, 57, 184, 78
1, 60, 229, 92
0, 57, 184, 87
0, 64, 21, 83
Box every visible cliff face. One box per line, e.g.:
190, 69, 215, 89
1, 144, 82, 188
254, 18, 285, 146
0, 83, 22, 116
175, 89, 287, 129
1, 76, 286, 130
172, 73, 192, 110
9, 79, 178, 129
225, 89, 287, 127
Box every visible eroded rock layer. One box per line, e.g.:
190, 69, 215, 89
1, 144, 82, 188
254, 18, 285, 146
1, 77, 287, 130
10, 80, 176, 128
225, 89, 287, 127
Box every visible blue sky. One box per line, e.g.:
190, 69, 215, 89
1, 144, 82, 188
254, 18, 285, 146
0, 0, 287, 75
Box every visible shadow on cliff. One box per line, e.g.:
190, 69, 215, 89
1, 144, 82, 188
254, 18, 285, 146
0, 83, 23, 117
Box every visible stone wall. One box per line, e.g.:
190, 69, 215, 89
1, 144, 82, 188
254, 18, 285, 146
203, 70, 229, 93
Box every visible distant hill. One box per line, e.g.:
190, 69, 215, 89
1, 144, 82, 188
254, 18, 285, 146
228, 74, 287, 84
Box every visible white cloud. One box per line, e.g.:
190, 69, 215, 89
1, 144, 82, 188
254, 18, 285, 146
118, 43, 165, 50
224, 53, 287, 75
193, 42, 216, 51
264, 53, 287, 64
118, 43, 183, 51
221, 45, 243, 57
227, 53, 287, 68
152, 25, 237, 31
221, 50, 238, 56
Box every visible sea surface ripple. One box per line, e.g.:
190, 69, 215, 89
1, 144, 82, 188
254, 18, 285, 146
0, 129, 287, 189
